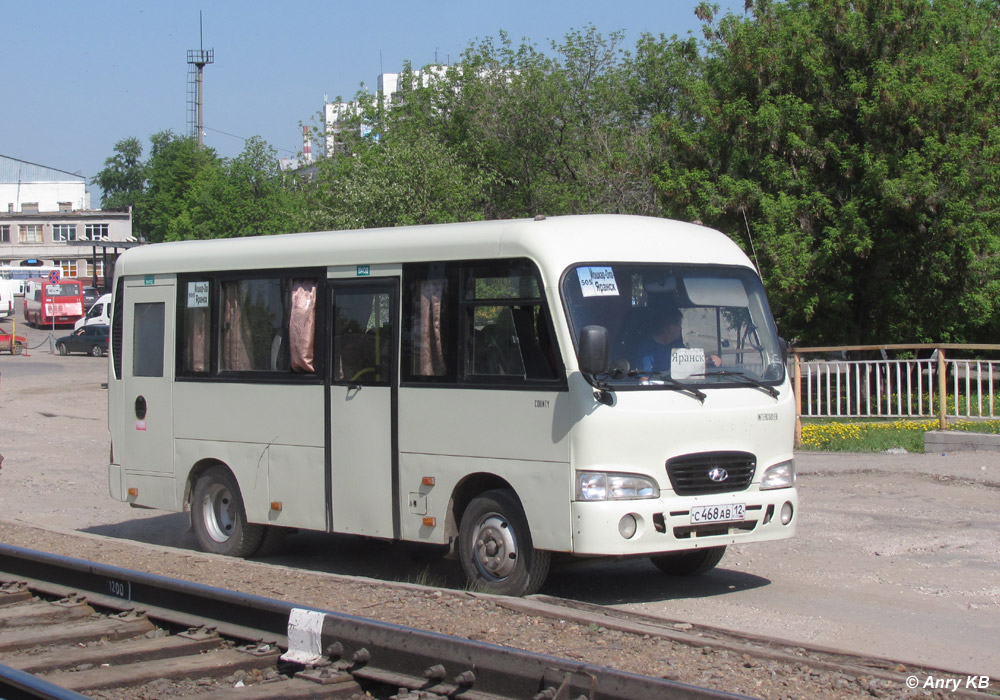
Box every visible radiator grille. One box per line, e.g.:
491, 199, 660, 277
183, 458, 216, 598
666, 451, 756, 495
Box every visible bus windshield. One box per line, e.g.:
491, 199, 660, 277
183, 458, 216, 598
562, 263, 785, 388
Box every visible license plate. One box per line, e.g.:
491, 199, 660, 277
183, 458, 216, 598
690, 503, 745, 524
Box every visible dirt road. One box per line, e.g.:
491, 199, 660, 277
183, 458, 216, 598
2, 317, 998, 684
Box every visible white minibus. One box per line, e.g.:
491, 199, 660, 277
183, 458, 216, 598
107, 215, 797, 595
75, 293, 111, 330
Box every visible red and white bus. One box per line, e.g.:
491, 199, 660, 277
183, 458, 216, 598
23, 278, 85, 327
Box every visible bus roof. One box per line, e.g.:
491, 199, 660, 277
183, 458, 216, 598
114, 215, 756, 282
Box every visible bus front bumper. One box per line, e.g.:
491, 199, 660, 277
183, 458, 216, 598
570, 487, 797, 556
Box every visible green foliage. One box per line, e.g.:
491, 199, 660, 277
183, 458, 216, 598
305, 129, 493, 230
800, 418, 1000, 453
94, 6, 1000, 347
95, 132, 299, 242
93, 137, 145, 211
656, 0, 1000, 345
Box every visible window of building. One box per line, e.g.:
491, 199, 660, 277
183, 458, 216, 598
54, 259, 78, 277
19, 224, 43, 243
85, 259, 105, 278
0, 225, 9, 243
53, 224, 77, 242
21, 203, 39, 214
85, 223, 109, 241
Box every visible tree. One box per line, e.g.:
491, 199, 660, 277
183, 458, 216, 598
656, 0, 1000, 345
142, 131, 222, 242
182, 136, 297, 239
305, 128, 494, 230
93, 137, 147, 238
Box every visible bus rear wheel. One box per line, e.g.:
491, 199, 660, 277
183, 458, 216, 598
192, 466, 264, 557
459, 489, 550, 596
650, 546, 726, 576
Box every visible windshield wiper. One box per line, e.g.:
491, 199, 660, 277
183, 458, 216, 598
627, 369, 706, 403
699, 369, 780, 399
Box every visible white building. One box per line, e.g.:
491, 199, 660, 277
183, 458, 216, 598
323, 66, 451, 157
1, 154, 134, 289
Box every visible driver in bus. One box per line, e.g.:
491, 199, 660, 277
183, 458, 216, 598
634, 304, 722, 373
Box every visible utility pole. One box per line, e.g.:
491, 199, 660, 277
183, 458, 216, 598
186, 12, 214, 148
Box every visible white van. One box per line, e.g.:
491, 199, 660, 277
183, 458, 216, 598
0, 279, 13, 318
74, 293, 111, 329
107, 214, 798, 596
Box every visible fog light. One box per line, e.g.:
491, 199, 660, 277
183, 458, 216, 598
780, 501, 794, 525
618, 514, 638, 539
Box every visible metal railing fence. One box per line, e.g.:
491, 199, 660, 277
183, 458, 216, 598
791, 344, 1000, 441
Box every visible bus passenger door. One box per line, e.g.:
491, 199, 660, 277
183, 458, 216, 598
328, 279, 398, 539
118, 277, 175, 476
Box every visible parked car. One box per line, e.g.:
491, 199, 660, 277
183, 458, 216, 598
74, 293, 111, 330
56, 324, 110, 356
82, 286, 101, 310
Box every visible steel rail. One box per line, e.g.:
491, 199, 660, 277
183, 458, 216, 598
0, 543, 749, 700
0, 664, 89, 700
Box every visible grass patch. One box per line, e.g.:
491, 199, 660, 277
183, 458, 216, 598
799, 418, 1000, 453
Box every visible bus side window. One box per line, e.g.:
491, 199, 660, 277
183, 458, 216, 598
180, 280, 211, 374
462, 261, 559, 382
402, 263, 458, 382
133, 302, 165, 377
332, 287, 392, 385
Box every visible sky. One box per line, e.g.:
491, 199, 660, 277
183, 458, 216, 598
4, 0, 744, 205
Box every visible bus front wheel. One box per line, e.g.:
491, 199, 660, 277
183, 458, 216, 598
192, 466, 265, 557
650, 546, 726, 576
459, 489, 550, 596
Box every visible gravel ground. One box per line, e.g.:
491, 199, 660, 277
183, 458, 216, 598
1, 318, 996, 699
0, 521, 972, 700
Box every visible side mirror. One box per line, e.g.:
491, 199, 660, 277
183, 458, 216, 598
778, 337, 788, 364
578, 325, 609, 375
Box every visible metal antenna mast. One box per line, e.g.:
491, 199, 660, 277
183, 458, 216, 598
186, 12, 214, 148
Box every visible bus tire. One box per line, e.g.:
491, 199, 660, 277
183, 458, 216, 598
56, 342, 68, 356
191, 466, 265, 558
650, 546, 726, 576
459, 489, 550, 596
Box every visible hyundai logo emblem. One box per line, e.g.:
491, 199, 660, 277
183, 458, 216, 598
707, 467, 729, 482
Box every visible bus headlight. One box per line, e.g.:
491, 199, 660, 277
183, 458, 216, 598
575, 472, 659, 501
760, 460, 796, 490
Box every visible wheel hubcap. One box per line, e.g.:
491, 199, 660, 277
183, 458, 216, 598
473, 514, 518, 580
202, 483, 236, 543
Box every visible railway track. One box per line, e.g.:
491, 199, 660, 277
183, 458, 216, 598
0, 543, 745, 700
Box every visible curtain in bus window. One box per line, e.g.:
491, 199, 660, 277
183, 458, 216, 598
221, 283, 253, 371
413, 279, 446, 376
182, 280, 210, 374
221, 279, 286, 372
290, 280, 316, 373
184, 306, 209, 373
